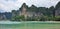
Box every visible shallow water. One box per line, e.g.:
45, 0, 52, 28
0, 21, 60, 29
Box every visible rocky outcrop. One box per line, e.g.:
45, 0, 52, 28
0, 12, 12, 20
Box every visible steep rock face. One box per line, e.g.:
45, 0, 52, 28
19, 3, 27, 16
55, 2, 60, 16
55, 2, 60, 9
0, 13, 6, 20
5, 12, 12, 19
55, 8, 60, 16
18, 3, 43, 18
0, 12, 12, 20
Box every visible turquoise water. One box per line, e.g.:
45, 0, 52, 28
0, 21, 60, 29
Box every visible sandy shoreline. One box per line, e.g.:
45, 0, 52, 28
0, 21, 60, 24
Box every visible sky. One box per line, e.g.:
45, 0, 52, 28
0, 0, 60, 12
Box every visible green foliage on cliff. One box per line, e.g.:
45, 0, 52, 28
11, 1, 60, 21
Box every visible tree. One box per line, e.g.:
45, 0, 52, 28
12, 15, 25, 21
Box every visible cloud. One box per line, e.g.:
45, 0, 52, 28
0, 0, 19, 12
5, 0, 17, 2
0, 0, 60, 12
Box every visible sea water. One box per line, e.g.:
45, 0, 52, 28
0, 21, 60, 29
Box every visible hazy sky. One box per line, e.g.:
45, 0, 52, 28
0, 0, 60, 12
